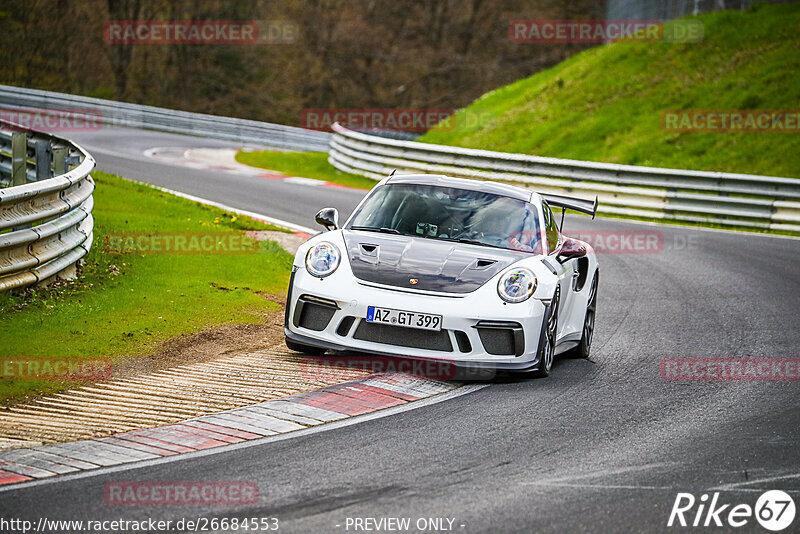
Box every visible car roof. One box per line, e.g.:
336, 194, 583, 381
386, 174, 536, 203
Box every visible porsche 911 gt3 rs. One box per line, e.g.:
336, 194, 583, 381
284, 174, 598, 377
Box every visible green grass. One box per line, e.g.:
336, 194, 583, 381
0, 172, 293, 404
420, 3, 800, 178
236, 150, 377, 190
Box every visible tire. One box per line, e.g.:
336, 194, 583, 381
285, 337, 328, 356
532, 286, 560, 378
565, 271, 598, 359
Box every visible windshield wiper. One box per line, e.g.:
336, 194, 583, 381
434, 236, 507, 250
457, 238, 508, 250
452, 237, 486, 246
349, 226, 402, 235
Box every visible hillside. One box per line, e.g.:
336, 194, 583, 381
420, 3, 800, 178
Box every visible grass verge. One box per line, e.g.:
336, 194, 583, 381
235, 150, 376, 190
0, 171, 293, 404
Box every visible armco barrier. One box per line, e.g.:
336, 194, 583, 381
0, 84, 330, 152
0, 122, 95, 291
328, 123, 800, 233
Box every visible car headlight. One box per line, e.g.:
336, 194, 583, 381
305, 242, 341, 277
497, 268, 537, 303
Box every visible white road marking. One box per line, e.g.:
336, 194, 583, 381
524, 482, 673, 491
576, 208, 800, 241
522, 482, 800, 493
283, 176, 326, 186
144, 184, 315, 234
712, 472, 800, 490
522, 463, 674, 485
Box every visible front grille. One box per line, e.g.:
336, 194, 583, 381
475, 321, 524, 356
353, 321, 453, 352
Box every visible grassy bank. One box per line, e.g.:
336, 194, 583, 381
0, 172, 293, 404
420, 3, 800, 178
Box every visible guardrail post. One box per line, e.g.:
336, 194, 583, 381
53, 147, 68, 175
35, 140, 52, 181
11, 132, 32, 230
64, 154, 80, 170
11, 131, 26, 186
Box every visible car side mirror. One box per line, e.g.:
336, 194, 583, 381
315, 207, 339, 231
557, 237, 587, 262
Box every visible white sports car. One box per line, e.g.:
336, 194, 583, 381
284, 174, 598, 377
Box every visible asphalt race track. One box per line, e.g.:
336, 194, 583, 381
2, 127, 799, 533
68, 128, 363, 226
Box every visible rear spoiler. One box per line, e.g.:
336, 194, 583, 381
541, 193, 598, 220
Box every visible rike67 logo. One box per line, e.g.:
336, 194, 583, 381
668, 491, 796, 531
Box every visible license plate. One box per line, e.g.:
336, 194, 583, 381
366, 306, 442, 331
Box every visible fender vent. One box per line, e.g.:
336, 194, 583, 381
573, 257, 589, 292
359, 244, 378, 256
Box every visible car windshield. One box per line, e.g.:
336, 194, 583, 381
347, 183, 544, 254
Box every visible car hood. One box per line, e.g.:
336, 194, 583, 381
343, 231, 529, 294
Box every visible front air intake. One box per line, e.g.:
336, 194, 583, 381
474, 321, 524, 356
336, 316, 356, 337
293, 295, 338, 332
454, 330, 472, 353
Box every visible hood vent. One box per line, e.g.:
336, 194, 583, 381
471, 258, 497, 270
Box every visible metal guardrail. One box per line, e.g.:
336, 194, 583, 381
329, 123, 800, 233
0, 84, 330, 152
0, 122, 95, 291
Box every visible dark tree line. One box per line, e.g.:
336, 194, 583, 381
0, 0, 604, 126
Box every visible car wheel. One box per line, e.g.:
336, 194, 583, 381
532, 286, 560, 378
566, 271, 598, 359
285, 337, 327, 356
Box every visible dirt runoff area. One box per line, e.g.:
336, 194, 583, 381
0, 230, 371, 450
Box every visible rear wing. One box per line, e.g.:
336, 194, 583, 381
541, 193, 598, 219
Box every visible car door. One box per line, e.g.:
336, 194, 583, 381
542, 200, 572, 341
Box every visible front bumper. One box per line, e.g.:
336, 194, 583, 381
284, 265, 548, 372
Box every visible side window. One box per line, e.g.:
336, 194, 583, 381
543, 201, 559, 254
